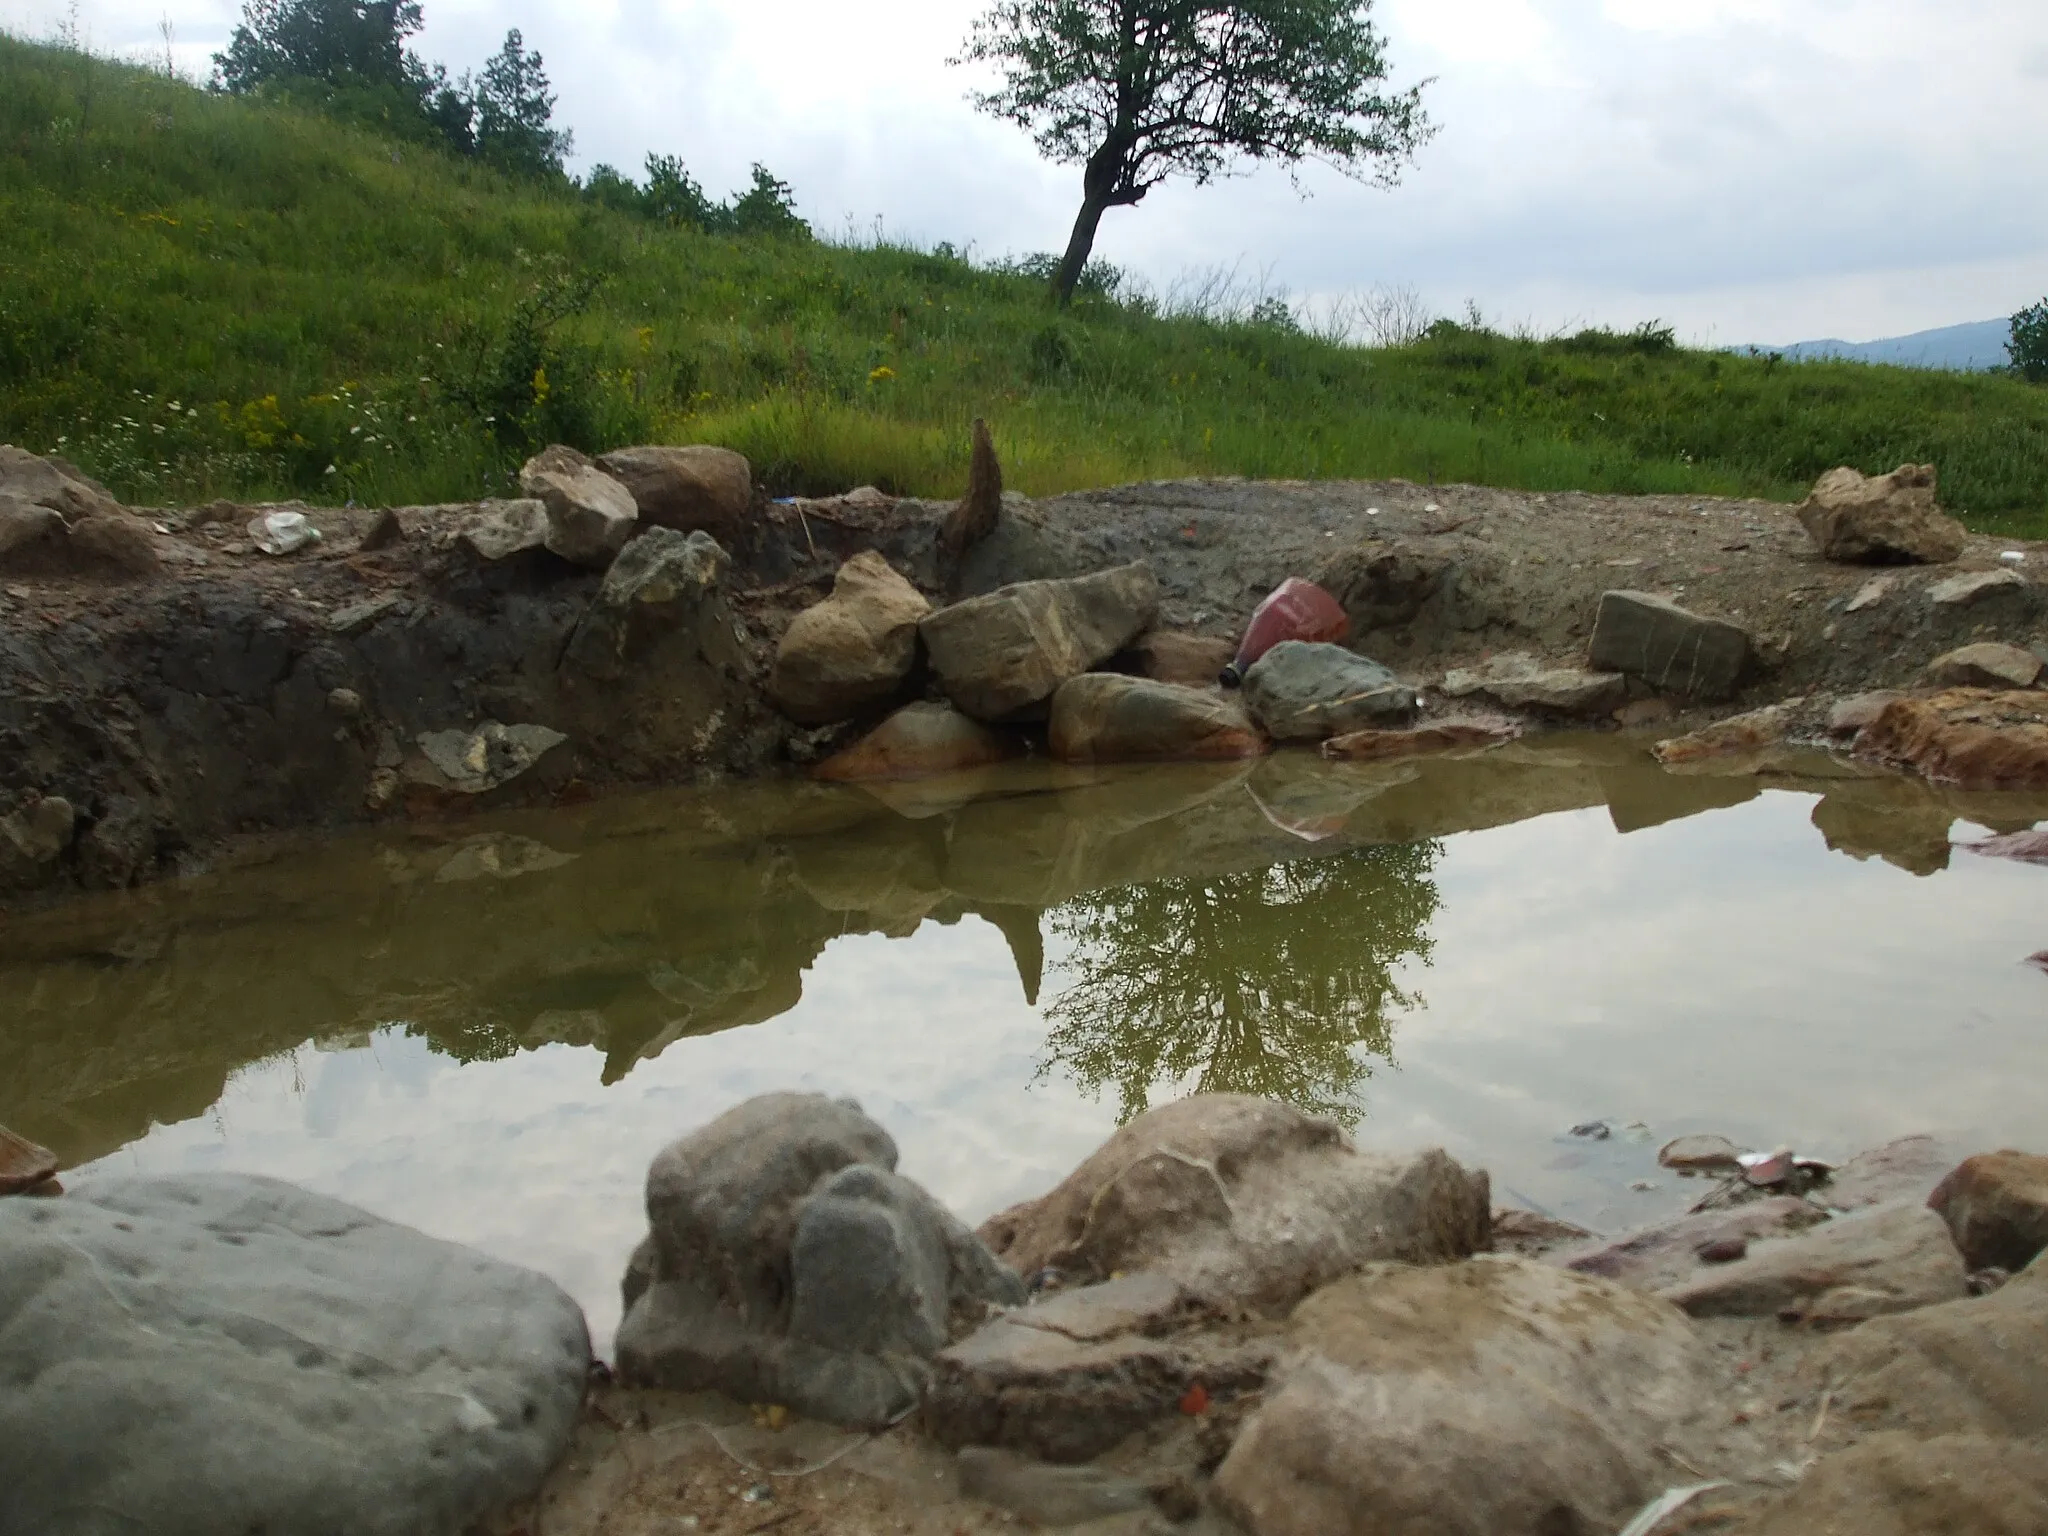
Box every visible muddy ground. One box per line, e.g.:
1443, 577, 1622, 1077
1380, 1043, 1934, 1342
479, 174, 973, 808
2, 473, 2043, 902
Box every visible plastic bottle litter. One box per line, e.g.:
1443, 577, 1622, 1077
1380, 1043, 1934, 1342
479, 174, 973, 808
248, 510, 322, 556
2000, 550, 2026, 566
1219, 577, 1348, 686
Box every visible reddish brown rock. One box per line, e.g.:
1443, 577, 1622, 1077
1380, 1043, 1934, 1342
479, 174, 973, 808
1854, 689, 2048, 791
1321, 720, 1519, 762
1929, 1151, 2048, 1273
594, 444, 751, 534
812, 701, 1015, 782
1048, 674, 1266, 764
0, 1126, 59, 1194
1652, 703, 1792, 768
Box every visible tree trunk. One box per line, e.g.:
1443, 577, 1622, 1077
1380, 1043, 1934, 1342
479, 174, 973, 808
1053, 190, 1111, 307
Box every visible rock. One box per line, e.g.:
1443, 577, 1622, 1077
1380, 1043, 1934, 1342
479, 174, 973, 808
1824, 1254, 2048, 1441
1439, 651, 1627, 717
1854, 689, 2048, 791
1240, 641, 1417, 741
1553, 1197, 1826, 1292
595, 444, 751, 533
1929, 1152, 2048, 1272
1828, 690, 1906, 735
1589, 590, 1751, 701
919, 563, 1161, 720
1311, 540, 1447, 632
415, 721, 568, 794
1929, 641, 2044, 690
455, 498, 549, 561
1727, 1432, 2048, 1536
1652, 703, 1794, 767
955, 1446, 1154, 1525
518, 444, 637, 567
768, 552, 930, 725
1129, 629, 1234, 686
1796, 463, 1966, 565
562, 525, 729, 680
327, 592, 407, 635
1048, 674, 1267, 764
1213, 1258, 1708, 1536
77, 795, 157, 890
0, 1127, 58, 1195
936, 419, 1002, 589
1821, 1135, 1962, 1212
812, 701, 1015, 782
1320, 719, 1519, 761
68, 511, 162, 574
1846, 574, 1896, 612
1929, 568, 2027, 606
358, 505, 405, 550
327, 686, 364, 718
0, 497, 62, 561
1965, 828, 2048, 865
977, 1095, 1490, 1313
0, 1172, 589, 1536
0, 794, 75, 887
614, 1093, 1024, 1430
1658, 1201, 1969, 1321
1659, 1133, 1746, 1173
1490, 1209, 1595, 1257
0, 443, 121, 521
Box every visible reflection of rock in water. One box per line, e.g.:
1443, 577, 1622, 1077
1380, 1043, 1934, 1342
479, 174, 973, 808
1041, 842, 1442, 1126
1810, 780, 1958, 877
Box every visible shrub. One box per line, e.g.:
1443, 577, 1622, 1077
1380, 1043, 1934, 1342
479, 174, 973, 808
2011, 299, 2048, 384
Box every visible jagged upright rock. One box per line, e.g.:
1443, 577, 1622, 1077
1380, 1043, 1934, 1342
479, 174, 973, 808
1796, 463, 1966, 565
596, 445, 752, 535
769, 551, 930, 725
936, 418, 1002, 593
919, 563, 1160, 720
518, 444, 637, 567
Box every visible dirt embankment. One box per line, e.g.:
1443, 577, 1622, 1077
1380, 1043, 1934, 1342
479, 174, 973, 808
2, 464, 2043, 901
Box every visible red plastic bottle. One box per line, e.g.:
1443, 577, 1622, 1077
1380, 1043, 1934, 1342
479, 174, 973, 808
1219, 578, 1350, 686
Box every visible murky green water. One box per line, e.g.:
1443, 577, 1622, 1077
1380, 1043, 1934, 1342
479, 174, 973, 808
5, 741, 2045, 1346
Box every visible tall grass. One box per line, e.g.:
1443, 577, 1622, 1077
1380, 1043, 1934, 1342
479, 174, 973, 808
3, 33, 2045, 535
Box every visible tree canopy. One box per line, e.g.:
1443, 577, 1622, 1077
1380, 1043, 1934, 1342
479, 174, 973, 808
957, 0, 1432, 304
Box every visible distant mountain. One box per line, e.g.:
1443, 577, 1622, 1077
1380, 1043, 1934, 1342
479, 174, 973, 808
1743, 318, 2012, 371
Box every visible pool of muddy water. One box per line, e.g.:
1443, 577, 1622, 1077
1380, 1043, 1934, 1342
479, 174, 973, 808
5, 739, 2045, 1346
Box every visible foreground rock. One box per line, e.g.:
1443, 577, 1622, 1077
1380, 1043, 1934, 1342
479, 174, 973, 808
976, 1095, 1489, 1311
1589, 590, 1751, 700
0, 1173, 589, 1536
1239, 641, 1416, 741
518, 444, 637, 567
1730, 1432, 2048, 1536
1048, 674, 1266, 763
561, 526, 731, 681
0, 1126, 58, 1194
1214, 1258, 1707, 1536
614, 1093, 1024, 1429
812, 701, 1015, 781
1796, 463, 1966, 565
1930, 1152, 2048, 1272
768, 552, 930, 724
918, 564, 1160, 720
1658, 1202, 1969, 1322
1439, 650, 1627, 718
1853, 689, 2048, 791
595, 445, 750, 534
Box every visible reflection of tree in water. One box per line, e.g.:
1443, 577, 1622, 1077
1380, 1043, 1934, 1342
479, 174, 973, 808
1042, 842, 1442, 1126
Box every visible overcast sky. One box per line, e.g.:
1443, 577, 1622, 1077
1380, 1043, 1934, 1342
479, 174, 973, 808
9, 0, 2047, 344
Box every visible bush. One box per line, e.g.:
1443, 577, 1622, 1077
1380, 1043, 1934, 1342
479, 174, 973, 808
2012, 299, 2048, 384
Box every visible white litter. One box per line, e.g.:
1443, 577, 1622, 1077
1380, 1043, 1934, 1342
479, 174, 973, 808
1616, 1481, 1733, 1536
248, 510, 322, 556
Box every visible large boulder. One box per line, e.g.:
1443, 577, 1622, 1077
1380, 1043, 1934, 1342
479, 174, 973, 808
0, 443, 121, 521
561, 526, 728, 680
1853, 689, 2048, 791
1588, 589, 1751, 701
1657, 1201, 1969, 1322
1439, 650, 1627, 719
1047, 674, 1266, 764
0, 1126, 58, 1194
518, 444, 637, 567
1727, 1433, 2048, 1536
613, 1093, 1025, 1429
768, 552, 930, 725
976, 1095, 1490, 1313
919, 563, 1160, 720
1796, 463, 1967, 565
0, 1173, 589, 1536
1213, 1257, 1709, 1536
1929, 1151, 2048, 1272
595, 444, 751, 534
812, 701, 1016, 781
1240, 641, 1417, 741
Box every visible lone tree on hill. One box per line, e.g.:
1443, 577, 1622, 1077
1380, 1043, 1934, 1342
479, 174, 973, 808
215, 0, 422, 94
473, 29, 571, 175
955, 0, 1433, 306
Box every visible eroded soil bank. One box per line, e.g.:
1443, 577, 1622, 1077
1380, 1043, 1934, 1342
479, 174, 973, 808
3, 460, 2044, 902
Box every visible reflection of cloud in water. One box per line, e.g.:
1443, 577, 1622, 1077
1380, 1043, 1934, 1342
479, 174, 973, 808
300, 1028, 444, 1138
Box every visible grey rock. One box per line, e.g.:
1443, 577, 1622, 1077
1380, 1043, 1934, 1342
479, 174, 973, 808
1819, 1134, 1961, 1212
1658, 1201, 1970, 1321
1928, 568, 2028, 606
518, 444, 637, 567
456, 498, 550, 561
920, 563, 1161, 720
416, 721, 568, 794
325, 592, 407, 635
1439, 650, 1627, 718
1589, 590, 1751, 701
1553, 1196, 1827, 1292
562, 525, 728, 680
0, 1172, 589, 1536
1240, 641, 1417, 740
0, 795, 75, 888
595, 444, 751, 534
1796, 463, 1966, 565
1927, 642, 2044, 689
615, 1093, 1024, 1430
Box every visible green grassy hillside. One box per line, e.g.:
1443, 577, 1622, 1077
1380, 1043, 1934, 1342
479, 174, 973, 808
3, 33, 2045, 534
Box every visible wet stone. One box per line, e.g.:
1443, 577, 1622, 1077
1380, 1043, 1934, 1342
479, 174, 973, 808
1929, 1151, 2048, 1273
1658, 1201, 1969, 1321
